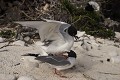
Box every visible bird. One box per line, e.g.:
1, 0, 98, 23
22, 50, 77, 78
85, 1, 100, 11
14, 19, 78, 56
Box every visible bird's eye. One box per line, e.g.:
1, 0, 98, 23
64, 29, 67, 32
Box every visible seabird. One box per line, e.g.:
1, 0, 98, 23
85, 1, 100, 11
14, 20, 78, 56
22, 50, 77, 78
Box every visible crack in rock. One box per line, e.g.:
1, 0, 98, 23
83, 74, 96, 80
98, 72, 120, 75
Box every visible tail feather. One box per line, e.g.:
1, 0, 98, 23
22, 53, 40, 57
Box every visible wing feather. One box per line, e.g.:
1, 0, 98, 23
35, 56, 70, 66
14, 21, 64, 42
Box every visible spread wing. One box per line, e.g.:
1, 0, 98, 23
14, 21, 69, 42
35, 56, 70, 66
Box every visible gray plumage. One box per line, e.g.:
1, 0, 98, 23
14, 20, 77, 55
35, 56, 70, 66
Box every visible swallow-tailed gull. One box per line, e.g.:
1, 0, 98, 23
14, 20, 78, 56
22, 50, 77, 78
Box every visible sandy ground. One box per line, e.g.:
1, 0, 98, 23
0, 32, 120, 80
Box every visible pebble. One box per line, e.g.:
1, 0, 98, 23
23, 36, 30, 42
12, 40, 25, 46
0, 74, 16, 80
17, 76, 37, 80
107, 56, 120, 63
76, 31, 85, 37
96, 38, 105, 44
0, 37, 4, 43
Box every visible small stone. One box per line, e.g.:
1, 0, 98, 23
35, 41, 44, 46
89, 36, 94, 40
96, 38, 104, 44
109, 56, 120, 63
17, 76, 37, 80
0, 37, 4, 42
12, 40, 25, 46
76, 31, 85, 37
107, 58, 110, 62
24, 36, 30, 42
0, 74, 16, 80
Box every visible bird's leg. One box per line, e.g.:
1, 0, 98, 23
54, 69, 67, 78
54, 68, 60, 75
70, 65, 76, 70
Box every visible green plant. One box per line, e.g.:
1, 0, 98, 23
60, 0, 115, 39
0, 30, 15, 38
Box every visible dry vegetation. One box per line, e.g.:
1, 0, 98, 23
0, 0, 120, 40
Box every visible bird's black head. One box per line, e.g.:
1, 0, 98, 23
67, 50, 77, 58
85, 3, 94, 11
68, 26, 77, 37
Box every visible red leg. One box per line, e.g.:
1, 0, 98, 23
54, 69, 67, 78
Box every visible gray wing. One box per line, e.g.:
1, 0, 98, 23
14, 21, 69, 42
35, 56, 70, 66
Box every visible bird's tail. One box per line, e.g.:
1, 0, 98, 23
22, 53, 40, 57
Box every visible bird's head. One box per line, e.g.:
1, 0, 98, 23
67, 50, 77, 58
67, 26, 77, 37
67, 26, 79, 40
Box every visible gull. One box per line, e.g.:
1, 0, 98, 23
22, 50, 77, 78
14, 20, 78, 56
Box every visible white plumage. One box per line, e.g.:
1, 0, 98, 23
14, 20, 77, 55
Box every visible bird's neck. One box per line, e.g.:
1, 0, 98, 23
67, 57, 76, 66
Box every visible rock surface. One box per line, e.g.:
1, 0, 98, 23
0, 31, 120, 80
0, 74, 16, 80
17, 76, 37, 80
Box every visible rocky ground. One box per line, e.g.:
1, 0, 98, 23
0, 31, 120, 80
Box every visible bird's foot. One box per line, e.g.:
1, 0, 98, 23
54, 69, 67, 78
70, 65, 76, 70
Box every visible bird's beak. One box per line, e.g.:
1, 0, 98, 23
74, 35, 79, 41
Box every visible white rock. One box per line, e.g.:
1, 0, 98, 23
24, 36, 30, 41
0, 37, 4, 42
21, 56, 39, 68
76, 31, 85, 37
115, 32, 120, 39
96, 38, 105, 44
18, 76, 37, 80
89, 36, 94, 40
108, 56, 120, 63
0, 74, 16, 80
34, 41, 43, 46
12, 40, 25, 46
82, 40, 92, 51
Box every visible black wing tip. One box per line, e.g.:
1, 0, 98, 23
21, 53, 40, 57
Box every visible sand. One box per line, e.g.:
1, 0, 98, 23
0, 31, 120, 80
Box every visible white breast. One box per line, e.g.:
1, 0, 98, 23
54, 57, 76, 71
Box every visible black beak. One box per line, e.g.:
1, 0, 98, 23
74, 35, 79, 41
